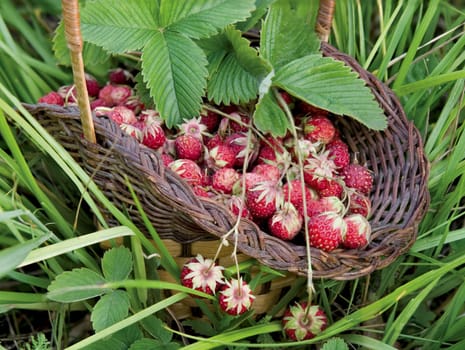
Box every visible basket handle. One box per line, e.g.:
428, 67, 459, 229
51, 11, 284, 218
61, 0, 96, 143
316, 0, 335, 42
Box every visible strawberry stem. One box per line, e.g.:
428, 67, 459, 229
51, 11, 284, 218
273, 88, 315, 302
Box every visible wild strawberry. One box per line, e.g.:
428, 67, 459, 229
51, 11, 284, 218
206, 134, 223, 150
109, 68, 133, 85
180, 254, 224, 295
169, 159, 203, 186
283, 179, 318, 212
108, 106, 138, 125
85, 74, 100, 97
307, 212, 346, 252
212, 168, 240, 194
268, 203, 303, 241
278, 90, 294, 109
317, 179, 343, 198
282, 301, 327, 341
318, 196, 345, 215
175, 134, 203, 161
120, 122, 143, 140
342, 214, 371, 249
303, 115, 336, 144
208, 144, 236, 169
38, 91, 64, 106
142, 118, 166, 150
340, 163, 373, 194
233, 172, 268, 194
347, 190, 371, 217
218, 277, 255, 316
246, 181, 282, 219
326, 138, 350, 168
227, 196, 250, 219
303, 152, 337, 192
161, 153, 174, 167
228, 112, 250, 132
200, 109, 221, 132
252, 163, 281, 183
98, 84, 132, 106
192, 185, 211, 198
123, 96, 145, 114
90, 98, 108, 110
224, 132, 259, 168
57, 85, 77, 104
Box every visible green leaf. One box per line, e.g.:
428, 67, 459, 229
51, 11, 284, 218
253, 89, 290, 136
162, 0, 256, 39
261, 0, 321, 69
140, 316, 173, 344
274, 54, 387, 130
236, 0, 276, 32
53, 21, 110, 67
91, 290, 130, 332
141, 31, 208, 127
321, 337, 349, 350
0, 234, 50, 278
101, 246, 133, 282
47, 268, 111, 303
80, 0, 160, 54
202, 27, 270, 105
129, 339, 180, 350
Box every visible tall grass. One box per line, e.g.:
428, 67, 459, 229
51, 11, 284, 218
1, 0, 465, 348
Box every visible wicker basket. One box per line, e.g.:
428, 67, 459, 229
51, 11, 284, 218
21, 0, 428, 316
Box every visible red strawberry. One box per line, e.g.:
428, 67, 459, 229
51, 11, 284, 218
326, 138, 350, 168
283, 179, 318, 212
108, 106, 137, 125
175, 134, 203, 161
85, 74, 100, 97
161, 153, 174, 167
228, 112, 250, 132
278, 90, 294, 108
192, 185, 211, 198
317, 179, 343, 198
206, 134, 224, 150
303, 152, 337, 192
298, 101, 329, 117
123, 96, 145, 114
282, 301, 328, 341
120, 122, 143, 140
208, 144, 236, 169
224, 132, 259, 168
246, 181, 282, 219
180, 254, 224, 295
292, 139, 322, 161
268, 203, 303, 241
38, 91, 64, 106
342, 214, 371, 249
142, 118, 166, 150
90, 98, 108, 110
318, 196, 345, 215
218, 277, 255, 316
252, 163, 281, 183
212, 168, 240, 194
169, 159, 203, 186
307, 212, 346, 252
109, 68, 133, 85
233, 172, 268, 194
340, 163, 373, 194
303, 115, 336, 144
200, 109, 221, 132
347, 190, 371, 218
98, 84, 132, 106
227, 196, 251, 219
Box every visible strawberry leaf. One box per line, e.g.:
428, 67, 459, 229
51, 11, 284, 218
91, 290, 130, 332
274, 54, 388, 130
201, 27, 270, 105
260, 0, 321, 69
162, 0, 256, 39
47, 268, 111, 302
80, 0, 160, 53
141, 31, 208, 128
253, 89, 290, 136
101, 247, 133, 282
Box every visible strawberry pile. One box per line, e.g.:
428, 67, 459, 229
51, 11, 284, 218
38, 69, 373, 251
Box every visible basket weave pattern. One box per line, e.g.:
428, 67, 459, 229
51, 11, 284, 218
22, 41, 429, 280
